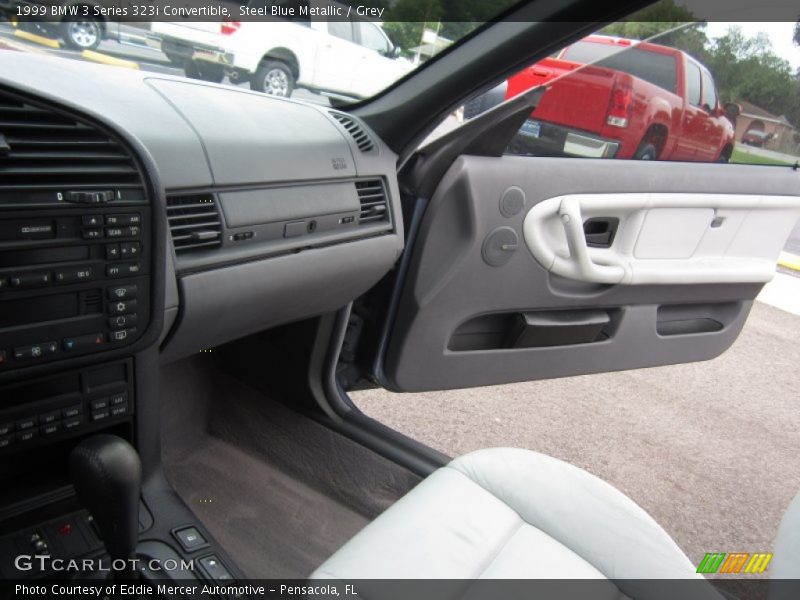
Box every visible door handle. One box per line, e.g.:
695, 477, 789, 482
583, 217, 618, 247
556, 198, 626, 284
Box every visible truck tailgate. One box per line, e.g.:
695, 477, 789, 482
532, 65, 617, 134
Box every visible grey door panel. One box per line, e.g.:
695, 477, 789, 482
383, 156, 799, 392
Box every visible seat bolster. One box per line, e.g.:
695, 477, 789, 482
447, 448, 699, 579
771, 489, 800, 580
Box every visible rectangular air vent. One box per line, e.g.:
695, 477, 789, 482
166, 195, 222, 253
356, 179, 389, 225
330, 112, 375, 153
0, 90, 144, 195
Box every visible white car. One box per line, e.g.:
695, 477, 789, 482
150, 3, 412, 99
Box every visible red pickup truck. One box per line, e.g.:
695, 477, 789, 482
505, 35, 736, 162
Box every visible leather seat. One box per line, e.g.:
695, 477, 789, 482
312, 448, 703, 580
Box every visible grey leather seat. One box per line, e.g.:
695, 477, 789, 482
312, 447, 702, 580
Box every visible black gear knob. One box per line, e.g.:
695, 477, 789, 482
70, 434, 142, 564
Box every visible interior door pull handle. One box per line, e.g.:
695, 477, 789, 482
557, 197, 626, 284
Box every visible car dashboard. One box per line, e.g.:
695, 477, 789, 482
0, 53, 403, 495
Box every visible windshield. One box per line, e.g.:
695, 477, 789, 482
2, 0, 519, 106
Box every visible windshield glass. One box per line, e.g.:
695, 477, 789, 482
1, 0, 519, 106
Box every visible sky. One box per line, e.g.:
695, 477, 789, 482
704, 22, 800, 70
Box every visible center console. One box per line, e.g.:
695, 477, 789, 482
0, 84, 246, 589
0, 91, 153, 454
0, 85, 157, 531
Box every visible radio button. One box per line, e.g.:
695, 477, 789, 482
108, 299, 137, 315
0, 435, 12, 449
107, 285, 137, 300
82, 215, 103, 227
54, 266, 93, 284
108, 328, 136, 343
106, 214, 141, 226
109, 314, 137, 329
124, 226, 141, 238
62, 333, 105, 352
82, 228, 103, 240
106, 263, 140, 278
10, 272, 51, 289
120, 243, 141, 259
106, 227, 124, 238
0, 422, 12, 436
106, 244, 121, 260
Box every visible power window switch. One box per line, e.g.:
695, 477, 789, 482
198, 555, 232, 580
174, 527, 208, 552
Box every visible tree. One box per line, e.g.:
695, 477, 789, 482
708, 27, 796, 121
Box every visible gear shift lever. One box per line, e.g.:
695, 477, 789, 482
70, 434, 142, 577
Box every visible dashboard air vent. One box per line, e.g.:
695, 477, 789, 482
0, 90, 143, 195
356, 179, 389, 225
166, 195, 222, 253
330, 112, 375, 153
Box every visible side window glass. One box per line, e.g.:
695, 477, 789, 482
328, 22, 354, 43
701, 70, 717, 110
453, 13, 799, 167
358, 22, 390, 55
686, 62, 702, 107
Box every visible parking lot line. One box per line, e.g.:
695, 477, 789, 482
778, 251, 800, 272
13, 29, 60, 49
80, 50, 140, 70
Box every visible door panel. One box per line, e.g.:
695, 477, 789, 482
382, 157, 800, 392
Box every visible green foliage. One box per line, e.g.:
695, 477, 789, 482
706, 27, 797, 121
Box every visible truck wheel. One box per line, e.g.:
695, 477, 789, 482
185, 61, 225, 84
61, 19, 102, 51
251, 60, 294, 97
633, 142, 658, 161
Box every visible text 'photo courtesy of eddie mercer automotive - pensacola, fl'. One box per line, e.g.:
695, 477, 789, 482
0, 0, 799, 599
